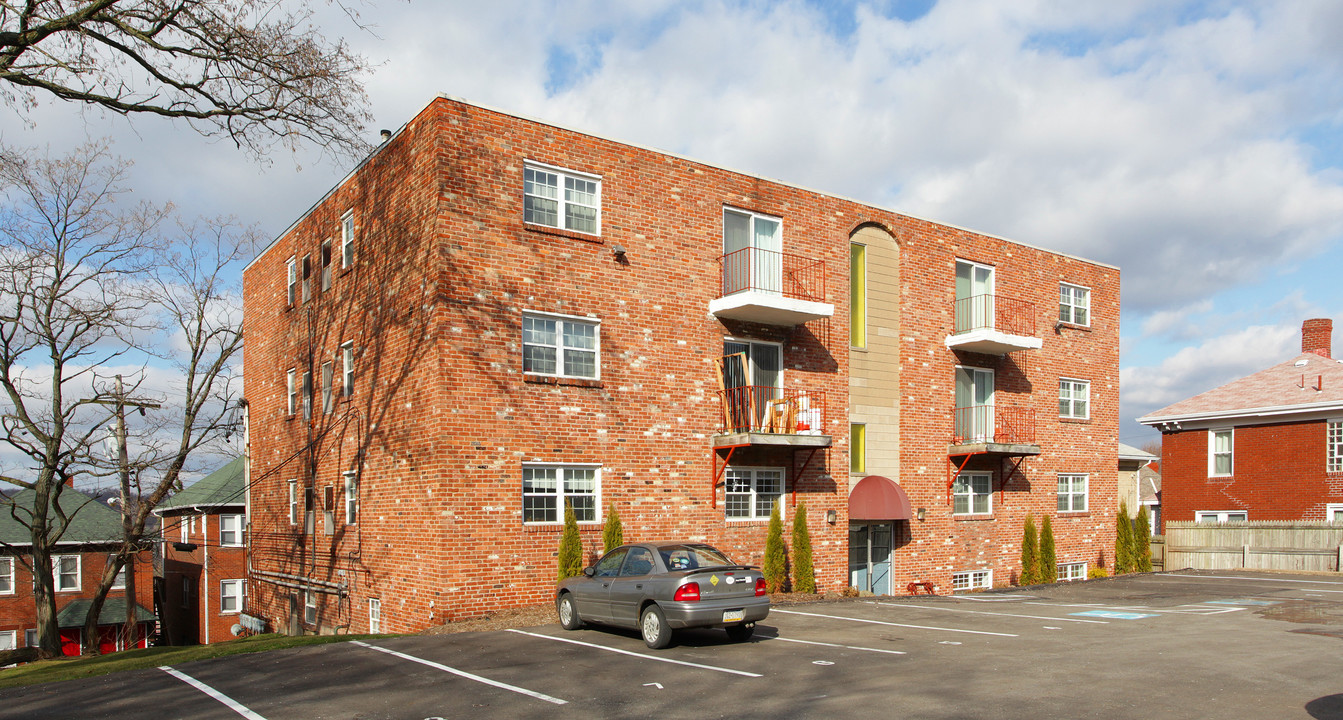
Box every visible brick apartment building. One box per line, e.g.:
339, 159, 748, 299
241, 95, 1120, 635
154, 457, 248, 645
0, 489, 154, 655
1140, 319, 1343, 529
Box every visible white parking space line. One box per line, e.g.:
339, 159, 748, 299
160, 666, 268, 720
765, 636, 907, 655
772, 609, 1018, 637
505, 629, 763, 677
351, 640, 567, 705
871, 602, 1110, 624
1158, 574, 1343, 592
1023, 601, 1243, 615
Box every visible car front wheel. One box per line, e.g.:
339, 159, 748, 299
556, 593, 583, 630
640, 605, 672, 649
725, 622, 754, 642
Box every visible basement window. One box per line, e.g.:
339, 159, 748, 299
952, 569, 992, 592
1058, 562, 1087, 582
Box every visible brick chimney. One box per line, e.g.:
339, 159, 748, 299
1302, 318, 1333, 358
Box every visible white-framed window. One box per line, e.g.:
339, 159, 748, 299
179, 514, 188, 542
1059, 379, 1090, 420
1209, 429, 1233, 477
220, 515, 244, 547
55, 555, 80, 592
286, 256, 297, 306
1328, 420, 1342, 472
522, 312, 599, 379
368, 597, 381, 634
1057, 474, 1088, 512
305, 591, 317, 625
301, 254, 312, 303
319, 239, 332, 292
109, 557, 126, 589
288, 479, 298, 525
220, 579, 244, 614
952, 472, 992, 515
342, 342, 354, 398
321, 361, 333, 414
952, 569, 992, 591
1059, 283, 1090, 326
0, 630, 14, 652
301, 370, 313, 421
181, 577, 192, 608
286, 368, 297, 416
724, 467, 784, 520
343, 471, 358, 525
1196, 510, 1248, 523
24, 629, 36, 648
1058, 562, 1087, 582
522, 464, 599, 524
523, 162, 601, 235
341, 211, 355, 269
0, 556, 12, 594
1328, 504, 1343, 522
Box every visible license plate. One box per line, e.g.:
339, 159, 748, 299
723, 610, 744, 622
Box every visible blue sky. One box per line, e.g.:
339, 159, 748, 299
5, 0, 1343, 453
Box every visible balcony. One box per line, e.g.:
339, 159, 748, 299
945, 294, 1042, 354
950, 403, 1041, 456
709, 248, 833, 326
714, 386, 831, 449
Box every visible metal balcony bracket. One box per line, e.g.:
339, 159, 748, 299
711, 443, 748, 509
1000, 456, 1027, 503
791, 447, 823, 508
946, 452, 977, 505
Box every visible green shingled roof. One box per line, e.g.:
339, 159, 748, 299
156, 457, 245, 514
55, 597, 155, 628
0, 488, 124, 546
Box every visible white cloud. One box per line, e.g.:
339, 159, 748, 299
1121, 323, 1298, 414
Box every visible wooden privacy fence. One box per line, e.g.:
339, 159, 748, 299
1163, 522, 1343, 572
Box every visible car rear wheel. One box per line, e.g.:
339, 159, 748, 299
556, 593, 583, 630
640, 605, 672, 649
725, 622, 755, 642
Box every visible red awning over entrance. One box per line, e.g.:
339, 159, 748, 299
849, 475, 913, 521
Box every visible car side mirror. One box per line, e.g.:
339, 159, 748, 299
583, 566, 596, 577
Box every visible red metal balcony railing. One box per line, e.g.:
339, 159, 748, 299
952, 294, 1036, 337
717, 386, 828, 436
952, 404, 1036, 446
719, 247, 826, 304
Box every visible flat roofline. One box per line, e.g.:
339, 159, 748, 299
249, 94, 1120, 273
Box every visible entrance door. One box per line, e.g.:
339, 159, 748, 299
848, 524, 893, 594
954, 366, 994, 442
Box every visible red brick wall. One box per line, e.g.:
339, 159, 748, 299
243, 97, 1120, 633
0, 547, 154, 651
159, 511, 248, 644
1160, 420, 1343, 527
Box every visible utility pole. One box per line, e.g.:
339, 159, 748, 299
109, 374, 159, 651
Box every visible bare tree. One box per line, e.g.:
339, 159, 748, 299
0, 0, 373, 158
0, 142, 251, 658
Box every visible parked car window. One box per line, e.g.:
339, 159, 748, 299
657, 543, 733, 570
592, 548, 628, 578
620, 547, 655, 576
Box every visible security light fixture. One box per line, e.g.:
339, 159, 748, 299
916, 507, 927, 521
825, 509, 837, 524
611, 243, 627, 257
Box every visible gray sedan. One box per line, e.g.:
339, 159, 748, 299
555, 542, 770, 649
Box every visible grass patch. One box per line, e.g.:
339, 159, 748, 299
0, 633, 396, 689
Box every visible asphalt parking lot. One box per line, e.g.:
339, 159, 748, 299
4, 570, 1342, 720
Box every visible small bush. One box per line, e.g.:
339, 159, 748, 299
1039, 515, 1057, 584
1019, 514, 1039, 585
791, 502, 816, 593
841, 586, 861, 598
602, 503, 624, 553
1088, 567, 1110, 579
556, 500, 584, 581
1115, 501, 1135, 575
762, 500, 789, 593
1134, 505, 1153, 572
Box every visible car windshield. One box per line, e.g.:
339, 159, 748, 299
658, 544, 735, 571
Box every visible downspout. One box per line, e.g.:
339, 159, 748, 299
203, 512, 210, 645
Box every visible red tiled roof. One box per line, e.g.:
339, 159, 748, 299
1141, 353, 1343, 423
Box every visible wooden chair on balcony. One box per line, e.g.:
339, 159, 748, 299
765, 397, 799, 434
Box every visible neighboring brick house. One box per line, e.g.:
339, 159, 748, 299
1140, 319, 1343, 531
154, 457, 247, 645
242, 95, 1120, 634
0, 489, 154, 655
